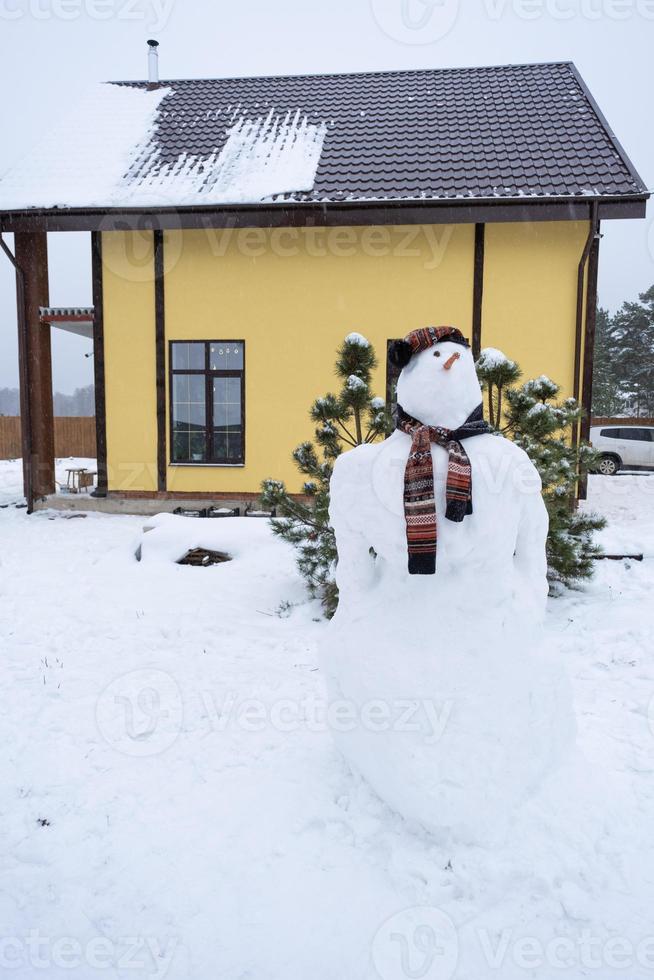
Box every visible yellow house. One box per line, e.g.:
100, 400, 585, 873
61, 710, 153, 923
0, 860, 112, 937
0, 55, 648, 511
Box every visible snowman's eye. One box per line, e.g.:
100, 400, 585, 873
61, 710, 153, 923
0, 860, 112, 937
433, 350, 441, 358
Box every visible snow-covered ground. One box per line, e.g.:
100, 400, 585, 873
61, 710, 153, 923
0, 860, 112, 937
1, 457, 654, 980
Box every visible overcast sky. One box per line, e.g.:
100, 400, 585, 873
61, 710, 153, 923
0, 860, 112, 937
0, 0, 652, 393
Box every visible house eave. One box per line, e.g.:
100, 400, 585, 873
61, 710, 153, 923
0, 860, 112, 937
0, 194, 648, 232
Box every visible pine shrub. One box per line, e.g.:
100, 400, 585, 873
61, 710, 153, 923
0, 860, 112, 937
477, 352, 606, 590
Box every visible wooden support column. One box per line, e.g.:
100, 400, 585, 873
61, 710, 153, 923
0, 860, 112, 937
154, 230, 167, 492
91, 232, 108, 496
14, 232, 55, 501
471, 223, 485, 359
577, 221, 601, 500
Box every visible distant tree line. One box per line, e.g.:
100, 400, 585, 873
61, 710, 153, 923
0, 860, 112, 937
593, 285, 654, 418
0, 384, 95, 417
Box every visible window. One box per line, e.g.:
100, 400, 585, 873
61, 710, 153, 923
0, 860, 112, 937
170, 341, 245, 464
601, 427, 653, 442
625, 428, 652, 442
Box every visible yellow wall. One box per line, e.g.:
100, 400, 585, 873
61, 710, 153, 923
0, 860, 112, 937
102, 230, 158, 491
163, 224, 473, 493
101, 220, 588, 495
482, 221, 588, 398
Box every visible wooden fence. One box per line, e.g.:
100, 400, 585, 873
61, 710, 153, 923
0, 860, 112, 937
592, 417, 654, 428
0, 417, 96, 459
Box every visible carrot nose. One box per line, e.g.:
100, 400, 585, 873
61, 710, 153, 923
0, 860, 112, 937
443, 352, 460, 371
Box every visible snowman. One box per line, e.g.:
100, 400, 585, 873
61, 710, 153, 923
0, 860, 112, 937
322, 326, 574, 846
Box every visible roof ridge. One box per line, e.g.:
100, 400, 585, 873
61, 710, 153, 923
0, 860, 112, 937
108, 59, 574, 87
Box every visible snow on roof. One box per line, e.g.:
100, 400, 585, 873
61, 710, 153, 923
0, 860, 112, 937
0, 84, 169, 211
127, 108, 327, 206
0, 83, 326, 211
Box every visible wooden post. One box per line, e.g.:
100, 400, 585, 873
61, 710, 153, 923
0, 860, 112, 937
91, 232, 108, 496
471, 223, 485, 360
14, 232, 55, 500
577, 221, 601, 500
154, 229, 167, 492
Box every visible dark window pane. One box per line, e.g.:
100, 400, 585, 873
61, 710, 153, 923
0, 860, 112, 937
177, 374, 204, 404
172, 429, 207, 462
172, 373, 207, 461
173, 376, 206, 425
189, 431, 207, 461
600, 429, 621, 439
172, 342, 205, 370
213, 426, 243, 461
215, 401, 242, 426
213, 377, 241, 410
173, 430, 189, 461
210, 342, 243, 371
618, 428, 651, 441
213, 376, 242, 461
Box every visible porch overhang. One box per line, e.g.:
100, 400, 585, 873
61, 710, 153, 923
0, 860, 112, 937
39, 306, 94, 339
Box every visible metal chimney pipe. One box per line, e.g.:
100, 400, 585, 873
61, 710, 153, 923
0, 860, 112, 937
147, 39, 159, 84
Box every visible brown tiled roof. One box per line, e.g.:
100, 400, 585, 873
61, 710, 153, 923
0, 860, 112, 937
116, 61, 647, 203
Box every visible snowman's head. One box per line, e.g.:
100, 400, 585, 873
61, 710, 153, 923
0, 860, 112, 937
391, 326, 482, 429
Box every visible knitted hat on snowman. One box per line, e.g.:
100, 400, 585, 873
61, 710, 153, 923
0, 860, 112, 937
388, 325, 470, 370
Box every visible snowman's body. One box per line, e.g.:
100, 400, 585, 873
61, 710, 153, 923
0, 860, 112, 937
322, 337, 574, 845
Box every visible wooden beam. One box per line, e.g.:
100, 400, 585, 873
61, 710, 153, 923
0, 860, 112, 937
154, 230, 167, 492
0, 197, 648, 234
91, 232, 108, 496
471, 223, 485, 359
577, 221, 601, 500
14, 232, 54, 499
571, 204, 598, 456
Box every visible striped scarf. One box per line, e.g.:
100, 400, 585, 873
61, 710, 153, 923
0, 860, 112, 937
396, 404, 490, 575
